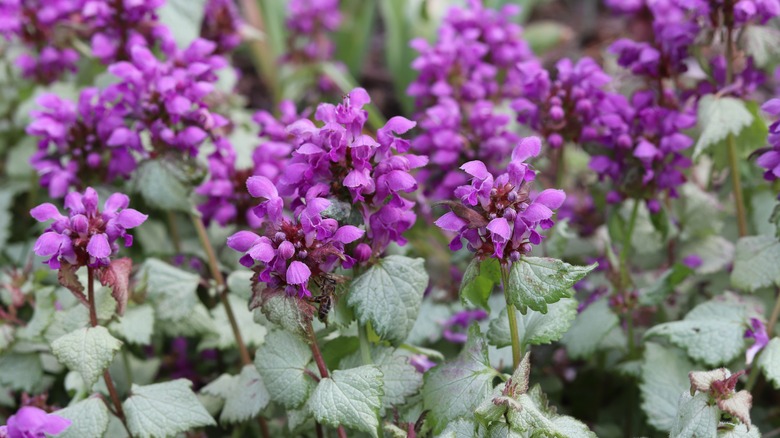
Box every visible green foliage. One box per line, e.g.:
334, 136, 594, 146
693, 95, 754, 158
460, 258, 501, 310
422, 325, 497, 433
669, 392, 719, 438
347, 255, 429, 345
132, 158, 204, 213
340, 346, 423, 411
51, 326, 122, 388
109, 304, 155, 345
487, 298, 577, 348
731, 236, 780, 291
561, 299, 620, 360
307, 365, 384, 437
123, 379, 216, 438
55, 397, 111, 438
506, 257, 597, 314
156, 0, 208, 49
640, 343, 695, 432
758, 337, 780, 389
254, 329, 315, 409
645, 297, 750, 366
203, 365, 271, 424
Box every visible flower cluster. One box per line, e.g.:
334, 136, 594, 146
84, 0, 175, 64
607, 0, 707, 78
106, 39, 228, 156
512, 58, 615, 149
435, 137, 565, 261
31, 187, 147, 269
587, 90, 695, 209
408, 0, 534, 200
197, 101, 302, 227
27, 90, 139, 198
227, 176, 363, 298
0, 406, 71, 438
0, 0, 81, 83
285, 0, 341, 64
757, 98, 780, 190
276, 88, 427, 256
201, 0, 243, 54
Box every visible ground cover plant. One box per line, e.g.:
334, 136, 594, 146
1, 0, 780, 436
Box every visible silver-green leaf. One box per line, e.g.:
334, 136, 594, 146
307, 365, 384, 437
51, 326, 122, 388
669, 392, 718, 438
123, 379, 216, 438
507, 257, 596, 314
731, 237, 780, 292
347, 255, 429, 345
758, 337, 780, 389
693, 95, 754, 158
640, 343, 695, 432
488, 297, 577, 348
55, 397, 110, 438
254, 329, 315, 409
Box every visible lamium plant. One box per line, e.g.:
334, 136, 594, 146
2, 0, 780, 437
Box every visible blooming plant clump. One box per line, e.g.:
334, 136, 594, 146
3, 0, 780, 437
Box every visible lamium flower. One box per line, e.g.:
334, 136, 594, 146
0, 406, 71, 438
442, 309, 488, 343
0, 0, 81, 83
201, 0, 243, 54
27, 89, 140, 198
512, 57, 615, 149
227, 176, 363, 298
757, 98, 780, 189
744, 318, 769, 365
31, 187, 147, 269
408, 0, 534, 200
410, 355, 437, 373
285, 0, 340, 63
271, 88, 426, 257
106, 40, 228, 156
83, 0, 175, 64
435, 137, 565, 261
587, 90, 695, 209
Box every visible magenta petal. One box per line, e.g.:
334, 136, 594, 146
460, 160, 490, 179
286, 261, 311, 285
104, 193, 129, 212
762, 98, 780, 116
40, 413, 72, 435
512, 136, 542, 162
246, 176, 278, 199
30, 203, 63, 222
348, 88, 371, 107
34, 231, 65, 257
87, 233, 112, 258
116, 209, 148, 228
534, 189, 566, 209
380, 116, 416, 135
227, 230, 262, 252
333, 225, 364, 244
248, 239, 275, 263
487, 217, 511, 240
523, 203, 553, 222
435, 212, 468, 232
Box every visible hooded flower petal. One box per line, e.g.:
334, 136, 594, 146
116, 209, 148, 228
87, 233, 112, 258
286, 261, 311, 285
226, 231, 262, 252
30, 203, 64, 222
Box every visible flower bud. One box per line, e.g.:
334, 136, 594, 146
548, 133, 563, 148
354, 243, 372, 263
509, 250, 521, 262
298, 250, 308, 259
549, 106, 564, 121
274, 232, 286, 242
278, 241, 295, 260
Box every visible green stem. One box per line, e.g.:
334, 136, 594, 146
767, 287, 780, 338
89, 268, 131, 435
620, 200, 640, 356
358, 323, 373, 365
190, 212, 252, 366
500, 263, 522, 370
724, 11, 749, 237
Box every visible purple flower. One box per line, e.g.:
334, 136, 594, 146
744, 318, 769, 365
442, 309, 488, 343
27, 89, 141, 198
435, 137, 565, 259
410, 355, 437, 373
682, 254, 703, 269
260, 89, 425, 256
30, 188, 147, 269
284, 0, 342, 92
757, 98, 780, 190
201, 0, 243, 53
227, 176, 363, 298
0, 406, 71, 438
408, 0, 534, 200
